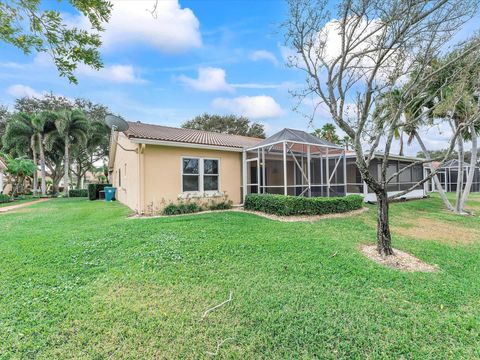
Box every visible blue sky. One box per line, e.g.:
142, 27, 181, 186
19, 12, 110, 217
0, 0, 311, 135
0, 0, 478, 154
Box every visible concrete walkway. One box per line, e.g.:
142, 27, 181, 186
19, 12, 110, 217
0, 198, 50, 213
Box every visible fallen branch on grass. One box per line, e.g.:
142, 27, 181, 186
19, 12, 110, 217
206, 337, 234, 356
202, 291, 233, 319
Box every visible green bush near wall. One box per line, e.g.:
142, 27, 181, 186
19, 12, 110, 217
0, 194, 11, 204
68, 189, 88, 197
244, 194, 363, 216
87, 183, 112, 201
163, 202, 203, 215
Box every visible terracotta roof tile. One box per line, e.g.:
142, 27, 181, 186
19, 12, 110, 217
124, 121, 263, 149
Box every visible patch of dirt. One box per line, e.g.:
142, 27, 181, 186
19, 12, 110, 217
392, 217, 479, 245
0, 198, 50, 213
360, 244, 438, 272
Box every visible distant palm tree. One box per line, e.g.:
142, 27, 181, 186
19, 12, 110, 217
312, 123, 341, 144
46, 109, 89, 196
2, 113, 40, 195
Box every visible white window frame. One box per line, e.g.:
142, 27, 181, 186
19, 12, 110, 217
181, 156, 220, 194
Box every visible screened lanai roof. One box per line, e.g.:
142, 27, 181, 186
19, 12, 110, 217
441, 159, 480, 169
246, 128, 342, 150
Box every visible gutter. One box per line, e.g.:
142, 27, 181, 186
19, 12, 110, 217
129, 138, 245, 153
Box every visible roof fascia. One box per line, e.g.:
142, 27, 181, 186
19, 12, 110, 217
129, 138, 243, 153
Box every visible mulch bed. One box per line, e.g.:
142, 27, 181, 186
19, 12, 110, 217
360, 244, 438, 272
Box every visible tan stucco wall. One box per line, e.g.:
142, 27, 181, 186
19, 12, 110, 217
111, 136, 243, 214
142, 145, 242, 213
111, 133, 140, 212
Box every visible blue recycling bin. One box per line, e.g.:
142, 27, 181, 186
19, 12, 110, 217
104, 187, 116, 201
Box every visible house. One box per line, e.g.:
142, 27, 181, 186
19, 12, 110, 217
0, 157, 6, 194
108, 121, 260, 213
109, 121, 427, 213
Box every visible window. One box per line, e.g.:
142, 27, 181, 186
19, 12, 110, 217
118, 168, 121, 187
203, 159, 219, 191
182, 158, 219, 192
182, 158, 199, 191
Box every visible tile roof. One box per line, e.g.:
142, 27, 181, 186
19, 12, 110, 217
124, 121, 263, 149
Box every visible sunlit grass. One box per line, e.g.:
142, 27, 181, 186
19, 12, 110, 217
1, 195, 479, 358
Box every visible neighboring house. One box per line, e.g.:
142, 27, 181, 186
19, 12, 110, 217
109, 121, 427, 213
0, 157, 6, 194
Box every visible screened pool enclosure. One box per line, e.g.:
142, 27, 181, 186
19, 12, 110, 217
241, 128, 427, 202
428, 159, 480, 193
242, 129, 347, 200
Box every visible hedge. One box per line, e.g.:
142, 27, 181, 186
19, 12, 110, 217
0, 194, 11, 204
88, 183, 112, 200
244, 194, 363, 216
163, 202, 202, 215
69, 189, 88, 197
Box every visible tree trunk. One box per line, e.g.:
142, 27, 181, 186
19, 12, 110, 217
31, 137, 38, 196
64, 136, 70, 197
398, 131, 404, 157
376, 189, 394, 256
455, 136, 465, 213
415, 133, 455, 211
459, 124, 477, 212
76, 173, 82, 189
38, 133, 47, 197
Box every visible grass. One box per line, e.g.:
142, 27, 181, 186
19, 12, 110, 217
1, 194, 480, 359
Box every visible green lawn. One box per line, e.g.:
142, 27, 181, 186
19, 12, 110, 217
1, 195, 480, 359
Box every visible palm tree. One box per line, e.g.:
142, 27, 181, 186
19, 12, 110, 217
312, 123, 341, 144
1, 113, 39, 195
32, 111, 56, 196
46, 109, 89, 196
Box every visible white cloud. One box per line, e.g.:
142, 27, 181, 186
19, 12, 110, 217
77, 64, 144, 84
178, 67, 233, 92
6, 84, 44, 98
70, 0, 201, 53
212, 95, 284, 119
249, 50, 279, 66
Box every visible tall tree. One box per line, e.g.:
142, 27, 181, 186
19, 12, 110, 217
0, 105, 9, 148
15, 94, 110, 192
0, 1, 112, 83
70, 120, 110, 189
32, 111, 56, 196
182, 114, 266, 138
284, 0, 479, 256
46, 109, 89, 196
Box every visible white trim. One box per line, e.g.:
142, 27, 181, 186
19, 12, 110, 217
181, 156, 220, 194
130, 138, 243, 152
246, 139, 343, 151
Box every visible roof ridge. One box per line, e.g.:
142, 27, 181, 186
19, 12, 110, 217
126, 121, 264, 141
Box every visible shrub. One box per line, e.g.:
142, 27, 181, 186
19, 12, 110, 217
88, 183, 112, 200
88, 183, 97, 200
208, 200, 233, 211
69, 189, 88, 197
163, 202, 202, 215
244, 194, 363, 216
0, 194, 11, 204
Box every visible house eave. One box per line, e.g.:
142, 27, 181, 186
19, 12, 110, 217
128, 137, 245, 152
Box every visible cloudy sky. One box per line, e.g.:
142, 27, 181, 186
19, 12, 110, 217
0, 0, 477, 155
